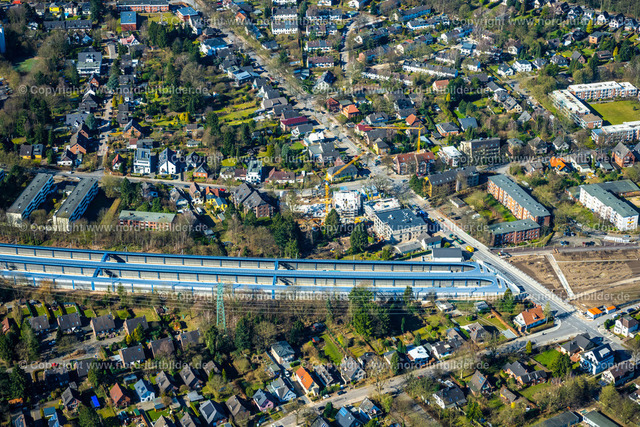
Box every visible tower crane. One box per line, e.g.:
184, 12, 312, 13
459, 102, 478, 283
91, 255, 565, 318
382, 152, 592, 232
324, 153, 363, 218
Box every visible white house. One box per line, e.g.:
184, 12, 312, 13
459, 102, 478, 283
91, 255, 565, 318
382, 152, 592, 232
512, 60, 532, 73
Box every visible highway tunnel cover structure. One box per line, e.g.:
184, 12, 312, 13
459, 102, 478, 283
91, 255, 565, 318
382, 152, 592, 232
0, 244, 523, 299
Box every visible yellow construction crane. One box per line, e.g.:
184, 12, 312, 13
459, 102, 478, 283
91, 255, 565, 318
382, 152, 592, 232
368, 125, 426, 152
324, 153, 363, 218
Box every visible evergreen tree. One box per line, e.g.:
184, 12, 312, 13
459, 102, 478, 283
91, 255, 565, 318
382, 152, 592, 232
234, 316, 253, 351
20, 322, 39, 361
390, 351, 400, 375
350, 223, 368, 253
324, 209, 341, 240
9, 366, 27, 399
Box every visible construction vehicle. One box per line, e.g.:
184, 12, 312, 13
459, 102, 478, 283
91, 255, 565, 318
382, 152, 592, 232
367, 125, 427, 151
324, 153, 363, 218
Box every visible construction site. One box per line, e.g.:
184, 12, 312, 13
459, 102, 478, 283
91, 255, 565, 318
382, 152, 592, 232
509, 248, 640, 310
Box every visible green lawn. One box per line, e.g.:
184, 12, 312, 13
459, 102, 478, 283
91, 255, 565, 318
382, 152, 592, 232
321, 334, 343, 365
591, 100, 640, 125
520, 381, 552, 400
36, 305, 48, 316
16, 58, 38, 72
534, 349, 560, 367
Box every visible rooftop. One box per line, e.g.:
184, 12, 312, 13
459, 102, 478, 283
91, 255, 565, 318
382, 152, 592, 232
8, 173, 53, 214
55, 178, 98, 219
488, 175, 550, 217
488, 218, 541, 234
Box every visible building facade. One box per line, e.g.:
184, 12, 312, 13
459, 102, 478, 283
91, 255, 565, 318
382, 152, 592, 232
488, 175, 551, 226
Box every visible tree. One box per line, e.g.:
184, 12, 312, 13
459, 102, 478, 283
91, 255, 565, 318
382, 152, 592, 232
526, 340, 533, 354
88, 365, 104, 388
324, 209, 341, 240
78, 405, 101, 427
204, 324, 229, 357
10, 366, 27, 399
543, 302, 552, 322
586, 19, 594, 34
235, 316, 253, 351
323, 401, 334, 419
0, 335, 12, 362
350, 223, 368, 253
549, 352, 572, 377
132, 324, 144, 342
20, 322, 39, 361
403, 286, 413, 307
288, 320, 304, 346
84, 114, 97, 131
466, 400, 482, 421
390, 351, 400, 375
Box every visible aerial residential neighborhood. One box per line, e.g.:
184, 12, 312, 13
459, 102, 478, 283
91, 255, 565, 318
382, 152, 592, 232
0, 0, 640, 425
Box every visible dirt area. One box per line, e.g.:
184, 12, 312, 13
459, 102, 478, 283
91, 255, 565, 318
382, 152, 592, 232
509, 255, 567, 299
571, 281, 640, 310
554, 249, 640, 262
512, 249, 640, 310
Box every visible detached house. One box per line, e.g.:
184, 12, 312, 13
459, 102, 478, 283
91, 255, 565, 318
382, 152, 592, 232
612, 142, 635, 168
513, 305, 546, 332
110, 383, 131, 407
433, 385, 467, 409
602, 361, 634, 386
271, 341, 296, 364
503, 361, 547, 385
340, 356, 366, 383
580, 343, 614, 375
468, 370, 493, 395
295, 366, 320, 395
253, 389, 275, 411
180, 365, 203, 390
614, 315, 639, 337
268, 377, 297, 402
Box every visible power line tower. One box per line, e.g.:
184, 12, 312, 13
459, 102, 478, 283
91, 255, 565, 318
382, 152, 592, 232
216, 282, 226, 331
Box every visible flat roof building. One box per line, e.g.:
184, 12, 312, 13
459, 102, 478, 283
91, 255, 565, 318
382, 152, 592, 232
488, 175, 551, 226
592, 121, 640, 144
370, 208, 428, 243
7, 173, 54, 225
119, 210, 176, 230
489, 219, 541, 246
568, 81, 637, 100
424, 167, 479, 197
53, 178, 99, 231
579, 183, 638, 231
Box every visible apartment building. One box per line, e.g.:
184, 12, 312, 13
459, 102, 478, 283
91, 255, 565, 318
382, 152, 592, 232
7, 173, 55, 225
592, 121, 640, 144
402, 62, 458, 78
369, 208, 428, 243
333, 190, 362, 221
393, 152, 435, 175
488, 175, 551, 226
119, 211, 176, 230
579, 184, 639, 231
460, 138, 501, 163
489, 219, 541, 246
550, 90, 602, 129
117, 0, 170, 12
567, 81, 637, 101
53, 178, 99, 232
424, 167, 479, 197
